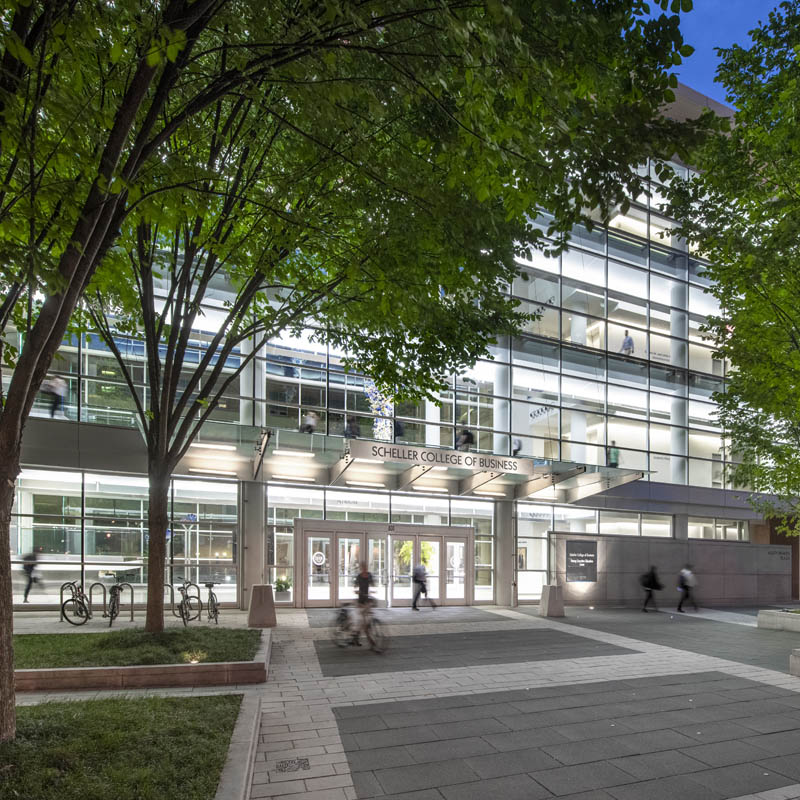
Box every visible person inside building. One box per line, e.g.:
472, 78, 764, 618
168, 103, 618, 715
456, 428, 475, 451
512, 437, 522, 457
344, 417, 359, 439
607, 440, 619, 468
300, 410, 318, 433
620, 329, 635, 356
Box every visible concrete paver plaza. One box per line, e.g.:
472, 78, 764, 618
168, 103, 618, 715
252, 606, 800, 800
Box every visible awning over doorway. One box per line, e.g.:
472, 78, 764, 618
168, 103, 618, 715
256, 432, 644, 504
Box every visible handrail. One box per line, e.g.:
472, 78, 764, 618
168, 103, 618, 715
88, 582, 107, 617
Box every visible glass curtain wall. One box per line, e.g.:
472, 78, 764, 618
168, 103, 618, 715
9, 468, 238, 605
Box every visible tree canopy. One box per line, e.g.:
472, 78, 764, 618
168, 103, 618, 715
669, 0, 800, 530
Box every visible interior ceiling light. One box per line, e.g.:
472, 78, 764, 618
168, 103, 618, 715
412, 485, 448, 493
270, 474, 316, 482
474, 490, 507, 497
273, 449, 315, 458
346, 480, 386, 488
189, 442, 236, 451
188, 468, 237, 477
431, 466, 449, 472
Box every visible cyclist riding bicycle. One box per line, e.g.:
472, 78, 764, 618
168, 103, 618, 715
353, 561, 378, 650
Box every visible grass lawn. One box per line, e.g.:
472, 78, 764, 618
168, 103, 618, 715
0, 695, 241, 800
14, 627, 262, 668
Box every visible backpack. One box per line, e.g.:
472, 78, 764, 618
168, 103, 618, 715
639, 572, 650, 588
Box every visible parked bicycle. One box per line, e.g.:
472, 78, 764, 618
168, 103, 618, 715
61, 581, 91, 626
107, 583, 122, 627
176, 581, 202, 626
331, 598, 387, 653
204, 582, 219, 624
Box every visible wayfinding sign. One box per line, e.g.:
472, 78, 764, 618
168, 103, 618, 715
346, 439, 535, 475
566, 540, 597, 582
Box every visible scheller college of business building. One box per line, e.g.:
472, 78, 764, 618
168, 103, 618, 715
8, 84, 795, 612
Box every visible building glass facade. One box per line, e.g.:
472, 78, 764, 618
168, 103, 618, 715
7, 157, 760, 607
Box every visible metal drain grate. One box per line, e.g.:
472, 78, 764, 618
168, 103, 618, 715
275, 758, 310, 773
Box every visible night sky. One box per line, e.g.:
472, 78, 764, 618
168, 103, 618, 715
656, 0, 780, 106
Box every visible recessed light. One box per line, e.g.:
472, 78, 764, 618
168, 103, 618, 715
273, 449, 315, 458
188, 468, 237, 477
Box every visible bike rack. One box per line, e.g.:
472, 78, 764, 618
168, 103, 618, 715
59, 581, 77, 622
88, 582, 107, 617
116, 582, 135, 622
186, 581, 202, 604
165, 583, 181, 618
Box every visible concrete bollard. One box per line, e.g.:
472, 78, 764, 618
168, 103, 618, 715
247, 584, 277, 628
539, 584, 565, 617
791, 648, 800, 677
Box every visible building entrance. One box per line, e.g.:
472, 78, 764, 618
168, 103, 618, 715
295, 519, 472, 608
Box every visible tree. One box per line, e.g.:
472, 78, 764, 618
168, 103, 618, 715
0, 0, 708, 740
668, 0, 800, 532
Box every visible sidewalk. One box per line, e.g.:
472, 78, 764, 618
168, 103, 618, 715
250, 605, 800, 800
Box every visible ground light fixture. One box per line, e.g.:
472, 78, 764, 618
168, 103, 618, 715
272, 449, 315, 458
188, 442, 237, 451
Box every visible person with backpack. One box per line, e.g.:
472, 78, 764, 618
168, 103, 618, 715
639, 565, 663, 612
677, 564, 698, 612
455, 428, 474, 451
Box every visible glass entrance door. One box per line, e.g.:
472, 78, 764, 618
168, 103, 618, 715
391, 538, 414, 605
444, 537, 467, 603
306, 535, 332, 606
336, 535, 361, 603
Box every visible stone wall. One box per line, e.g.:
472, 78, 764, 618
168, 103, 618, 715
550, 533, 792, 607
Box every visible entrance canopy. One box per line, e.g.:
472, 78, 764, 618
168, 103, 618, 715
257, 433, 643, 504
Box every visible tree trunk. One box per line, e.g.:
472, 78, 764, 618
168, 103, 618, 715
0, 451, 19, 741
145, 467, 170, 633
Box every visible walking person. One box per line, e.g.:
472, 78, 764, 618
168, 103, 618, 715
640, 565, 663, 612
607, 440, 619, 468
41, 375, 67, 418
353, 561, 379, 650
412, 563, 436, 610
344, 417, 359, 439
512, 437, 522, 457
677, 564, 698, 612
22, 550, 40, 603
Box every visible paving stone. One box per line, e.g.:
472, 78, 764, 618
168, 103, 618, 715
530, 761, 639, 795
368, 792, 445, 800
608, 729, 699, 755
543, 737, 639, 766
553, 719, 635, 741
481, 726, 570, 752
606, 774, 726, 800
680, 740, 774, 768
736, 715, 800, 734
404, 736, 497, 764
374, 759, 479, 794
351, 726, 439, 751
673, 720, 758, 743
609, 750, 709, 779
743, 729, 800, 756
438, 773, 553, 800
429, 717, 509, 739
352, 771, 383, 798
467, 747, 561, 778
754, 758, 800, 783
345, 747, 416, 772
688, 763, 797, 796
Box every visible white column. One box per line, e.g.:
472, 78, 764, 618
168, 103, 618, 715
495, 500, 514, 606
493, 362, 510, 454
425, 399, 441, 447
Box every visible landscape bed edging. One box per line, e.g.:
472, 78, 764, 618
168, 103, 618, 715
15, 629, 271, 692
757, 609, 800, 633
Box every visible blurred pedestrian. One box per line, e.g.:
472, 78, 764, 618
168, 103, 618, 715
22, 550, 40, 603
300, 410, 318, 433
456, 428, 474, 451
412, 563, 436, 611
640, 565, 663, 612
677, 564, 698, 612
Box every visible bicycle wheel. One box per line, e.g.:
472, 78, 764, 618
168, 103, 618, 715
207, 592, 219, 624
180, 597, 201, 625
108, 595, 119, 627
62, 598, 90, 626
368, 617, 388, 653
331, 609, 352, 647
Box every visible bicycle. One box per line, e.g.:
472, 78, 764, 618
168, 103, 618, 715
61, 581, 91, 626
176, 581, 202, 626
204, 582, 219, 624
107, 583, 122, 627
331, 598, 387, 653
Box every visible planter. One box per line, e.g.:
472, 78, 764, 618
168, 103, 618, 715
757, 609, 800, 633
274, 591, 291, 602
16, 630, 271, 692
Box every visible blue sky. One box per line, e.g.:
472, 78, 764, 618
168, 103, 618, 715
665, 0, 779, 105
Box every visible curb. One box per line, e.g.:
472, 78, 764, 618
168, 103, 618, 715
215, 693, 262, 800
15, 630, 271, 692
